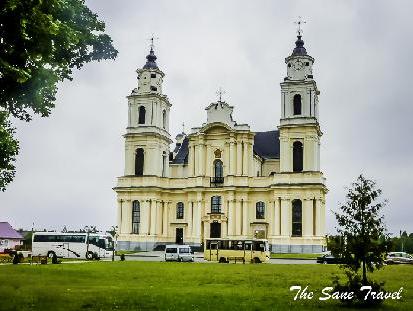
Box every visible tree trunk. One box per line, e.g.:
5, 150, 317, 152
362, 258, 367, 285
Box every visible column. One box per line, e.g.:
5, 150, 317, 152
195, 145, 200, 176
194, 200, 202, 242
162, 202, 168, 237
227, 199, 234, 236
206, 145, 212, 176
188, 201, 193, 239
235, 199, 242, 235
125, 200, 132, 234
280, 198, 290, 236
156, 201, 162, 236
140, 200, 149, 236
272, 199, 281, 236
229, 141, 235, 175
198, 144, 205, 176
150, 200, 156, 235
242, 142, 248, 176
117, 199, 122, 234
124, 145, 134, 175
223, 143, 229, 176
236, 142, 242, 175
242, 199, 248, 236
303, 199, 313, 237
248, 142, 253, 177
188, 144, 194, 176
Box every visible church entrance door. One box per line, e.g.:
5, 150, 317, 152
210, 222, 221, 238
175, 228, 183, 244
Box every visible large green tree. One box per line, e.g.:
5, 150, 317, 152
328, 175, 391, 284
0, 0, 118, 190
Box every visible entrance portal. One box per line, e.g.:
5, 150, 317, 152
210, 222, 221, 238
176, 228, 183, 244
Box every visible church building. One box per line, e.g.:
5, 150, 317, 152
114, 33, 327, 253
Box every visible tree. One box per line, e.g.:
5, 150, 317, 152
0, 0, 118, 190
328, 175, 392, 304
0, 112, 19, 191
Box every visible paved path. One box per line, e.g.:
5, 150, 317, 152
117, 252, 318, 264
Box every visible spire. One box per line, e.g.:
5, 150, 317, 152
143, 47, 158, 69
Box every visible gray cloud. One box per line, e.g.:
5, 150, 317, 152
1, 0, 412, 235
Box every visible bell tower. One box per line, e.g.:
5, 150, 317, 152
279, 29, 322, 173
123, 43, 172, 177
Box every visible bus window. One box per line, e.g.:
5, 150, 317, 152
245, 242, 252, 250
253, 241, 265, 252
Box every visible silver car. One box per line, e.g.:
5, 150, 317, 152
164, 245, 194, 262
386, 252, 413, 264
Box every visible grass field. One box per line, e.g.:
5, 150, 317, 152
0, 262, 411, 310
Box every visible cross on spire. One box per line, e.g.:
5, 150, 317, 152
216, 87, 226, 102
182, 122, 185, 134
294, 16, 306, 36
148, 34, 159, 50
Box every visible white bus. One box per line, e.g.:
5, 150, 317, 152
32, 232, 114, 260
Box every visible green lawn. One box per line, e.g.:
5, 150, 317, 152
270, 253, 318, 259
0, 262, 411, 310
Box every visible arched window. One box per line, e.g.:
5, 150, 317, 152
293, 94, 301, 115
176, 202, 184, 219
132, 201, 140, 234
138, 106, 146, 124
256, 202, 265, 219
214, 160, 223, 178
292, 199, 302, 236
135, 148, 144, 176
211, 196, 222, 213
162, 110, 166, 129
293, 141, 303, 172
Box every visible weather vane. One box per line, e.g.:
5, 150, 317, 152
294, 16, 306, 36
148, 34, 159, 50
216, 87, 226, 102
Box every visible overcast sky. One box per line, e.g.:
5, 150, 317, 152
1, 0, 412, 235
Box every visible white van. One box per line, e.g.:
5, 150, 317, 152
164, 245, 194, 262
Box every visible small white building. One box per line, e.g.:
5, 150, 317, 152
0, 222, 24, 252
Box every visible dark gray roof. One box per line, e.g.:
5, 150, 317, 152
253, 130, 280, 159
170, 131, 279, 165
292, 35, 307, 56
143, 48, 158, 69
171, 137, 189, 164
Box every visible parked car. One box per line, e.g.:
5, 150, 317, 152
317, 253, 343, 264
385, 252, 413, 264
164, 245, 194, 262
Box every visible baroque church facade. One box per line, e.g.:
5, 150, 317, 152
114, 34, 327, 253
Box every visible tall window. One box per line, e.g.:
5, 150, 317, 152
256, 202, 265, 219
214, 160, 223, 178
292, 199, 302, 237
293, 141, 303, 172
176, 202, 184, 219
132, 201, 140, 234
162, 151, 167, 177
293, 94, 301, 115
211, 196, 222, 213
138, 106, 146, 124
162, 110, 166, 129
135, 148, 144, 176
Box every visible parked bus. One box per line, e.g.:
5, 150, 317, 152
32, 232, 114, 260
204, 238, 270, 263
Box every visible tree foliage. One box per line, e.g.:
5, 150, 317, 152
0, 112, 19, 191
328, 175, 391, 284
0, 0, 118, 190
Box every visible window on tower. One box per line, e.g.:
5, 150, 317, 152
162, 110, 166, 129
293, 141, 303, 172
132, 201, 140, 234
293, 94, 302, 115
176, 202, 184, 219
138, 106, 146, 124
292, 199, 302, 237
135, 148, 144, 176
151, 73, 156, 78
150, 86, 157, 91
